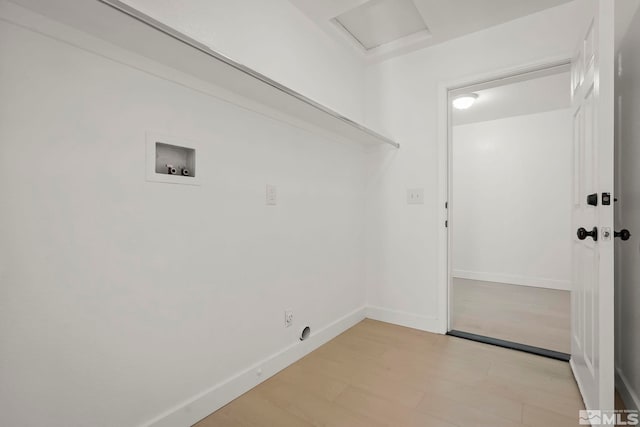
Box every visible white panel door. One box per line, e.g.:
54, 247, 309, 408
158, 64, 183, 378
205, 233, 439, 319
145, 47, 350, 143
570, 0, 615, 416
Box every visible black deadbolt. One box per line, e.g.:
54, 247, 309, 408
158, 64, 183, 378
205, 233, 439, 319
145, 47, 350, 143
577, 227, 598, 241
615, 229, 631, 241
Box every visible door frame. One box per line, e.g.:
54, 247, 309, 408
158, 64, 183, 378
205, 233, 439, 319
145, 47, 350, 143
436, 55, 573, 334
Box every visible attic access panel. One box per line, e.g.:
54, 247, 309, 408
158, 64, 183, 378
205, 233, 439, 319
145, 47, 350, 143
333, 0, 430, 50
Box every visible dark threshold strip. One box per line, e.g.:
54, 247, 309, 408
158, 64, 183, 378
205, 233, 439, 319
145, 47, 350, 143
446, 330, 571, 362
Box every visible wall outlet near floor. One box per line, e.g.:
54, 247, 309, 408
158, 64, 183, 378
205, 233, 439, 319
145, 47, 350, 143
266, 184, 277, 205
284, 310, 293, 328
407, 188, 425, 204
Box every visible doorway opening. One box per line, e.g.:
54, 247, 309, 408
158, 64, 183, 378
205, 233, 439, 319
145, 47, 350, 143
445, 62, 573, 361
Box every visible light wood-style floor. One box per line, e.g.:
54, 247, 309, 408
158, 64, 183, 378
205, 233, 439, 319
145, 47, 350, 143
195, 319, 584, 427
451, 278, 571, 354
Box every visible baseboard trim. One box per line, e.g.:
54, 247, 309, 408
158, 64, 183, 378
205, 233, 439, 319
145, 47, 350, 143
140, 306, 367, 427
452, 269, 571, 291
365, 306, 442, 334
616, 367, 640, 411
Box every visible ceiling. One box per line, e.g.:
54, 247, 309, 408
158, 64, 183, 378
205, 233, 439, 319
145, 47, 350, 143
452, 71, 571, 126
289, 0, 574, 61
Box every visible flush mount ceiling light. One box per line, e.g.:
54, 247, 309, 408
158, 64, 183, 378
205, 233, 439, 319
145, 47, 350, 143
333, 0, 430, 51
452, 93, 479, 110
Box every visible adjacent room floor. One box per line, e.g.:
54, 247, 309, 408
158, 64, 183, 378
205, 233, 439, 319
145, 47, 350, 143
195, 319, 583, 427
451, 278, 571, 354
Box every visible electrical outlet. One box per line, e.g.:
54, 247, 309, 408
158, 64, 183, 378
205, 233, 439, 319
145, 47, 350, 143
407, 188, 424, 204
266, 184, 277, 206
284, 310, 293, 328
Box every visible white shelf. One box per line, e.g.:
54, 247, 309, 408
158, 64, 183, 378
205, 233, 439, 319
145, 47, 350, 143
10, 0, 399, 148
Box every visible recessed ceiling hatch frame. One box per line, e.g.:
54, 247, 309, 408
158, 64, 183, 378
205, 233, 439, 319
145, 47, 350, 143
332, 0, 431, 54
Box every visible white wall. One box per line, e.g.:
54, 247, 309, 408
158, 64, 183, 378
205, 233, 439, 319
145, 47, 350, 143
118, 0, 366, 122
363, 1, 590, 331
615, 1, 640, 411
452, 110, 573, 291
0, 6, 367, 427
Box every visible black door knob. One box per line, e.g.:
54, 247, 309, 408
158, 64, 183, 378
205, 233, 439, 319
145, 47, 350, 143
615, 229, 631, 241
577, 227, 598, 241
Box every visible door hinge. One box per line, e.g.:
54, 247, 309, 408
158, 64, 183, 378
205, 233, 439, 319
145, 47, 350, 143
445, 220, 448, 228
445, 202, 448, 209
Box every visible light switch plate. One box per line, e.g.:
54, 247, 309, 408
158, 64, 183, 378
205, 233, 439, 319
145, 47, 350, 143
407, 188, 424, 204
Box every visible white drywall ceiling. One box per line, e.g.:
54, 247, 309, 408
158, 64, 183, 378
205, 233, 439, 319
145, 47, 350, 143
289, 0, 574, 60
452, 71, 571, 126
